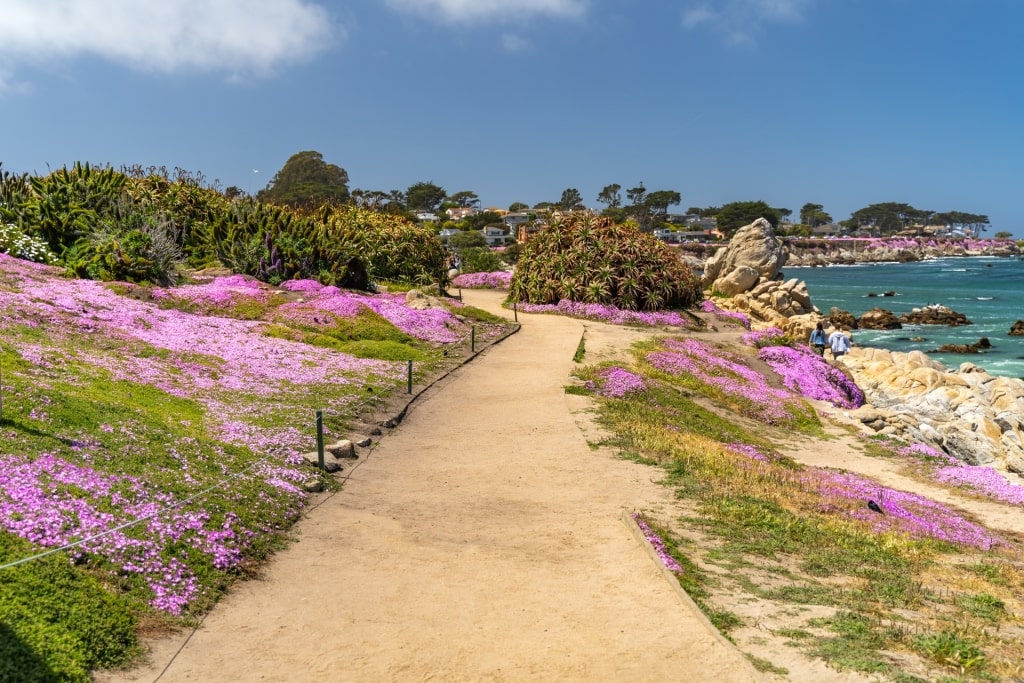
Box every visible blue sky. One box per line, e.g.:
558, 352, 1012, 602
2, 0, 1023, 236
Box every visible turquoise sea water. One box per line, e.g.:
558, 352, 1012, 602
789, 256, 1024, 379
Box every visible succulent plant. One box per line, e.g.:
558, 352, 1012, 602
509, 213, 701, 310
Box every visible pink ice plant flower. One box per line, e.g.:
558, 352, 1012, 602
0, 452, 259, 614
451, 271, 513, 289
813, 469, 1001, 550
740, 326, 787, 348
724, 442, 773, 462
896, 443, 1024, 507
516, 299, 692, 327
586, 366, 648, 398
632, 513, 684, 573
757, 345, 865, 409
277, 279, 466, 343
699, 300, 751, 329
646, 338, 794, 424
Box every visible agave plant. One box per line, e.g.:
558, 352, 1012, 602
509, 213, 701, 310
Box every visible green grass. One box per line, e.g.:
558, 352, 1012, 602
577, 333, 1024, 680
0, 272, 520, 680
573, 332, 586, 362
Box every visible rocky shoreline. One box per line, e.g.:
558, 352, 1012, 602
680, 234, 1021, 268
700, 219, 1024, 479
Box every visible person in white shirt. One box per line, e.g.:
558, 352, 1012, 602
828, 327, 852, 358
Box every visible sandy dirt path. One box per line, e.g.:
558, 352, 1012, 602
99, 290, 760, 683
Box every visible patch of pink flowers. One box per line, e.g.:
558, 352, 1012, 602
0, 452, 256, 614
724, 442, 773, 462
740, 326, 787, 348
895, 443, 1024, 507
757, 345, 865, 409
646, 338, 794, 424
632, 514, 684, 573
517, 299, 692, 327
587, 366, 648, 398
814, 469, 1001, 550
451, 271, 512, 289
699, 299, 751, 329
277, 279, 466, 343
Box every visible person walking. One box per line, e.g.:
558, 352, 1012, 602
809, 322, 828, 356
828, 326, 852, 358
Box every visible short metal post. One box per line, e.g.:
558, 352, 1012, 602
513, 302, 518, 322
315, 410, 325, 470
407, 359, 413, 394
458, 288, 463, 302
471, 326, 476, 353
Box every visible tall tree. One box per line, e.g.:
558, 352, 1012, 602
448, 190, 480, 208
799, 202, 832, 227
559, 188, 583, 211
597, 183, 622, 210
508, 201, 529, 212
626, 183, 647, 206
406, 181, 447, 212
644, 190, 682, 223
715, 200, 783, 233
258, 150, 349, 207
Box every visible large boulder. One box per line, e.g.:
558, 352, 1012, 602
858, 307, 902, 330
701, 218, 788, 290
900, 304, 972, 326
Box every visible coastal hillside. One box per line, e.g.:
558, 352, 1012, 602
0, 253, 513, 681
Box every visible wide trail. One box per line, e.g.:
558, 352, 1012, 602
99, 289, 759, 682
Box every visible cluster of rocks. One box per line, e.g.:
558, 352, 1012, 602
700, 218, 816, 327
300, 437, 372, 490
785, 239, 1020, 267
840, 348, 1024, 476
699, 218, 1024, 477
835, 304, 973, 331
933, 338, 992, 354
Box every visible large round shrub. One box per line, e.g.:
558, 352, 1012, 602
509, 213, 701, 310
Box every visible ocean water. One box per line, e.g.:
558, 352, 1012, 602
788, 256, 1024, 379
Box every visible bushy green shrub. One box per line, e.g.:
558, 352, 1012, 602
509, 213, 702, 310
459, 246, 502, 274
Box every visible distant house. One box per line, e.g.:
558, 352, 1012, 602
502, 212, 533, 230
445, 207, 478, 221
653, 228, 679, 243
415, 212, 439, 223
483, 225, 512, 246
811, 223, 843, 238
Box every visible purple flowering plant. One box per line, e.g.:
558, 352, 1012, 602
632, 513, 684, 573
0, 254, 488, 617
516, 299, 694, 328
451, 271, 513, 289
584, 366, 648, 398
699, 299, 751, 330
757, 344, 865, 409
890, 442, 1024, 508
645, 337, 805, 426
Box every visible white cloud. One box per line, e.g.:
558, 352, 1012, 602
682, 0, 812, 44
0, 0, 336, 81
384, 0, 585, 24
502, 33, 532, 52
682, 7, 716, 29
